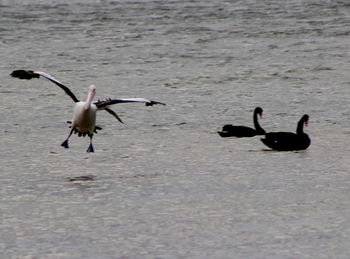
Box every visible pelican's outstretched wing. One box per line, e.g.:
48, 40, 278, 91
11, 70, 79, 103
95, 98, 166, 109
95, 98, 165, 122
105, 108, 124, 124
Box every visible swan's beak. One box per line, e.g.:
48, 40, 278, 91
304, 120, 308, 127
259, 113, 263, 118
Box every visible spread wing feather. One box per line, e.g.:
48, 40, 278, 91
11, 70, 79, 102
95, 98, 165, 109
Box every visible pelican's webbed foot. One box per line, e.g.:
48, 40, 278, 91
86, 135, 94, 153
61, 139, 69, 148
86, 143, 94, 153
61, 129, 73, 149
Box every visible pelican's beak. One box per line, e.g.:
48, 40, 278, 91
85, 85, 96, 109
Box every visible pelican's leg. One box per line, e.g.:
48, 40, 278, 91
61, 129, 74, 149
86, 135, 94, 153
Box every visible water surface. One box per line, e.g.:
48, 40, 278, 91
1, 0, 350, 258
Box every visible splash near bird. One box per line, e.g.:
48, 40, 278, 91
11, 70, 165, 152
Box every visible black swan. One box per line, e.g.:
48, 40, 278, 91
261, 114, 310, 151
218, 107, 265, 137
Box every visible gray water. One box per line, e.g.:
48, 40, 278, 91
1, 0, 350, 258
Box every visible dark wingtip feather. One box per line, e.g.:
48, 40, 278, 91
11, 70, 40, 80
146, 101, 166, 106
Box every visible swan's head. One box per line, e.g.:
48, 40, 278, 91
302, 114, 309, 126
255, 107, 263, 118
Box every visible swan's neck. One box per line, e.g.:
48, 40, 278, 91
296, 119, 306, 134
253, 111, 265, 134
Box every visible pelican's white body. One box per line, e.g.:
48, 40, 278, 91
71, 85, 97, 136
72, 102, 97, 135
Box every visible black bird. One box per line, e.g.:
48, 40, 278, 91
218, 107, 265, 137
261, 114, 310, 151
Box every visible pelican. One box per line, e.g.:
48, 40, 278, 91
11, 70, 165, 152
